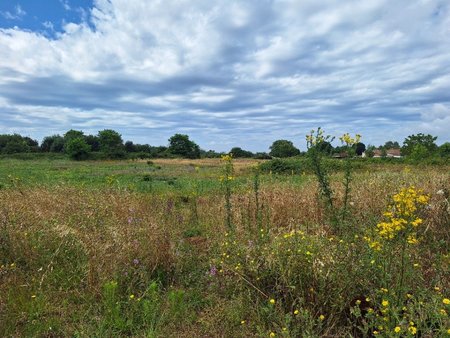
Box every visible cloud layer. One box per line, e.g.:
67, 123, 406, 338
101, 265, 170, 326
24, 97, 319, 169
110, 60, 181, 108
0, 0, 449, 150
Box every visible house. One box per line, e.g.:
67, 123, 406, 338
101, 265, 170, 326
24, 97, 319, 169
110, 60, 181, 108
372, 148, 402, 158
332, 152, 348, 159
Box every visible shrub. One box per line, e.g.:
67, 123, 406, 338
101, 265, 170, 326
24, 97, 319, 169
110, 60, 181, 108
65, 137, 91, 160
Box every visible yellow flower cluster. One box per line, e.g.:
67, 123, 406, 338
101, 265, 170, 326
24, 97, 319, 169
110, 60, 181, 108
339, 133, 361, 146
306, 128, 325, 146
367, 187, 429, 249
219, 175, 234, 182
221, 154, 232, 162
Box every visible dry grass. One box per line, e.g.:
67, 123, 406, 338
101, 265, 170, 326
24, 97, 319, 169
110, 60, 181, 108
0, 163, 449, 336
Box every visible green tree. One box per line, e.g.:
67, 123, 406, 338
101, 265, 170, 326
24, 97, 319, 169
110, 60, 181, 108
24, 137, 39, 152
355, 142, 366, 156
230, 147, 253, 158
41, 135, 64, 152
50, 136, 65, 152
65, 137, 91, 160
269, 140, 300, 158
0, 134, 31, 154
401, 133, 437, 156
85, 135, 100, 152
41, 135, 56, 152
124, 141, 137, 153
365, 145, 376, 158
168, 134, 200, 159
318, 141, 333, 155
438, 142, 450, 157
98, 129, 125, 158
383, 140, 400, 149
64, 129, 84, 143
409, 144, 429, 162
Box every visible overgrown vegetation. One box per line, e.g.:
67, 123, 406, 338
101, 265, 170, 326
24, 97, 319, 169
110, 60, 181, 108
0, 132, 449, 336
2, 130, 448, 163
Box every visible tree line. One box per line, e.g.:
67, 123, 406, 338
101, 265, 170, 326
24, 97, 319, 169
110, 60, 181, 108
0, 130, 448, 160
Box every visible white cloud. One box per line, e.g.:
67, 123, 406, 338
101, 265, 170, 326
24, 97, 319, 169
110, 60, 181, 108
0, 0, 449, 150
1, 5, 26, 20
59, 0, 71, 11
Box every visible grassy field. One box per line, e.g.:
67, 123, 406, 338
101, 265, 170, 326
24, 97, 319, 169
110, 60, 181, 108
0, 158, 449, 337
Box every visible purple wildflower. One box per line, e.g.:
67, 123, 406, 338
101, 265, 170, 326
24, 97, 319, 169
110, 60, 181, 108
209, 265, 218, 277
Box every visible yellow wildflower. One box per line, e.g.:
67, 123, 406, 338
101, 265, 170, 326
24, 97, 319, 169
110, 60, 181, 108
382, 300, 389, 307
408, 326, 417, 335
443, 298, 450, 305
394, 326, 401, 333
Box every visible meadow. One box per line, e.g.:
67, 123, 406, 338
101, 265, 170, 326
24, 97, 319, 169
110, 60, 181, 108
0, 157, 449, 337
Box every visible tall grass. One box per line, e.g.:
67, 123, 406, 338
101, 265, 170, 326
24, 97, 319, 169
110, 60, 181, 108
0, 159, 449, 336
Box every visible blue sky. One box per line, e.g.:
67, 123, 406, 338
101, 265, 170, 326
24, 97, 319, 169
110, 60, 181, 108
0, 0, 449, 151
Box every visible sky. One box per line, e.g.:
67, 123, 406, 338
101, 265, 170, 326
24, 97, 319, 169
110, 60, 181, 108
0, 0, 449, 152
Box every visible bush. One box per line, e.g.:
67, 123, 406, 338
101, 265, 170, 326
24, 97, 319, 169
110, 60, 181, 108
65, 137, 91, 160
259, 158, 304, 174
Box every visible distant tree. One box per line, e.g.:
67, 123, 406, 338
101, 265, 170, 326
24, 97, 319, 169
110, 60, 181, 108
65, 137, 91, 160
438, 142, 450, 157
150, 146, 169, 158
168, 134, 200, 159
254, 152, 272, 159
41, 135, 64, 152
402, 133, 437, 156
355, 142, 366, 156
384, 141, 400, 149
23, 137, 39, 152
230, 147, 254, 158
98, 129, 125, 158
0, 134, 31, 154
202, 149, 222, 158
64, 129, 84, 143
332, 145, 347, 155
85, 135, 100, 152
124, 141, 137, 153
63, 129, 85, 153
41, 135, 57, 152
365, 145, 376, 158
409, 144, 429, 161
0, 135, 8, 150
269, 140, 300, 158
318, 141, 333, 155
50, 136, 65, 152
135, 144, 152, 153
